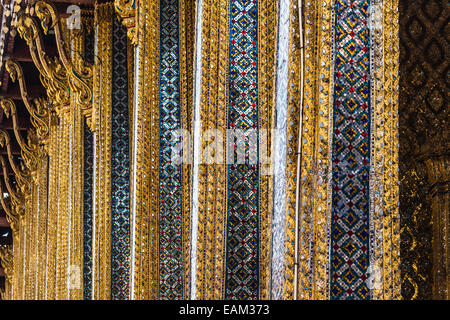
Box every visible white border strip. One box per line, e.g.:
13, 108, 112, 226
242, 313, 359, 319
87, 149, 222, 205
130, 44, 140, 300
190, 0, 204, 300
270, 0, 291, 300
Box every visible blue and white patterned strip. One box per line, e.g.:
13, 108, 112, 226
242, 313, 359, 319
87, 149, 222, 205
110, 17, 131, 300
158, 0, 183, 300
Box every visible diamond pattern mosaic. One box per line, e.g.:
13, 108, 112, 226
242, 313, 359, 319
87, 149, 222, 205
110, 16, 131, 300
83, 120, 94, 300
330, 0, 371, 300
158, 0, 184, 300
225, 0, 259, 300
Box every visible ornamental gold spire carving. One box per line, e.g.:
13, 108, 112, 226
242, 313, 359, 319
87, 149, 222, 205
0, 155, 25, 218
114, 0, 137, 45
0, 178, 19, 234
0, 99, 39, 172
15, 13, 70, 110
34, 1, 93, 112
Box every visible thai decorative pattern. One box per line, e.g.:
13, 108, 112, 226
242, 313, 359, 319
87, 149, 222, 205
190, 0, 277, 300
224, 0, 261, 300
131, 0, 194, 300
110, 16, 132, 300
92, 2, 114, 300
4, 0, 445, 301
91, 3, 132, 300
0, 246, 13, 300
83, 120, 94, 300
82, 10, 96, 302
157, 0, 184, 300
293, 0, 400, 300
4, 0, 95, 300
114, 0, 137, 45
329, 0, 371, 299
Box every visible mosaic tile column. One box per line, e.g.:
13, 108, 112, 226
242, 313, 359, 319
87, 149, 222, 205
83, 121, 94, 300
329, 0, 371, 299
110, 15, 132, 301
91, 4, 132, 299
191, 0, 277, 300
131, 0, 194, 300
82, 21, 95, 301
295, 0, 400, 300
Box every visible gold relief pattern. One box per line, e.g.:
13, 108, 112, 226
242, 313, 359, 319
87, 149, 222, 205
192, 0, 278, 300
114, 0, 137, 45
281, 0, 302, 300
45, 113, 60, 300
0, 0, 439, 301
133, 0, 161, 299
132, 0, 194, 300
296, 0, 334, 300
92, 2, 114, 300
34, 1, 93, 114
258, 0, 277, 300
193, 0, 229, 299
0, 246, 13, 300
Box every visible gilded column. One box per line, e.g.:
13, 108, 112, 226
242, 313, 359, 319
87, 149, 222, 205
46, 113, 60, 299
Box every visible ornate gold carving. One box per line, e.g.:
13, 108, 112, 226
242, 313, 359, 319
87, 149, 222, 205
0, 129, 31, 192
5, 60, 50, 142
258, 0, 277, 300
179, 0, 195, 300
0, 246, 14, 300
114, 0, 137, 45
16, 13, 71, 109
192, 0, 229, 300
92, 2, 114, 299
45, 113, 60, 299
0, 178, 19, 233
34, 1, 93, 113
0, 99, 39, 172
296, 0, 334, 300
132, 0, 160, 299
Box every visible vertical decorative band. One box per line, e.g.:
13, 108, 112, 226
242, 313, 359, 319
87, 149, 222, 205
192, 0, 277, 300
329, 0, 371, 299
110, 14, 132, 300
158, 0, 183, 300
297, 0, 334, 300
83, 120, 94, 300
83, 13, 96, 301
132, 0, 192, 299
224, 0, 260, 300
93, 2, 114, 299
271, 0, 291, 300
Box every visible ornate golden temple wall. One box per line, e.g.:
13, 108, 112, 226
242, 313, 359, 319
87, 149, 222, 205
0, 0, 446, 301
